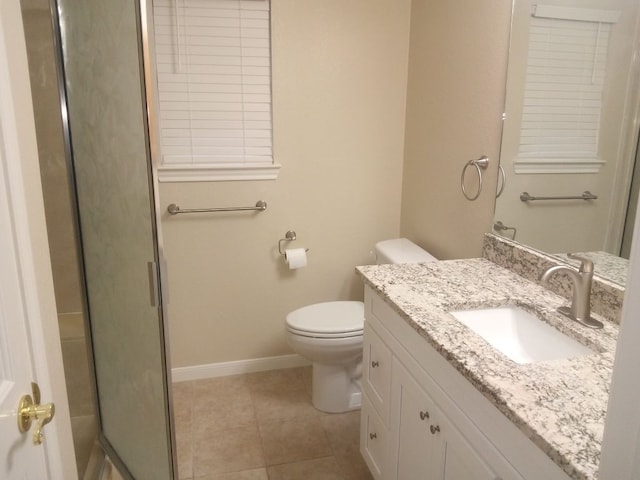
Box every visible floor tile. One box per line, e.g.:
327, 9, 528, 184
173, 381, 195, 479
251, 385, 319, 425
321, 411, 361, 450
173, 381, 194, 436
193, 425, 265, 477
300, 366, 313, 396
191, 376, 254, 413
176, 420, 194, 480
245, 367, 307, 394
267, 456, 342, 480
174, 368, 372, 480
193, 467, 268, 479
193, 375, 252, 398
173, 380, 194, 404
192, 377, 257, 434
321, 411, 371, 478
247, 367, 321, 424
258, 416, 332, 465
343, 469, 375, 480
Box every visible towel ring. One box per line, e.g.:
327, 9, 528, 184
461, 156, 489, 201
496, 165, 506, 198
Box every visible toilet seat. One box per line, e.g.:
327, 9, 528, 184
286, 301, 364, 338
286, 326, 363, 339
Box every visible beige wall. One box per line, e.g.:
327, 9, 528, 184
160, 0, 412, 368
400, 0, 513, 259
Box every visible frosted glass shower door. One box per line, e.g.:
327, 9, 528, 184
54, 0, 174, 478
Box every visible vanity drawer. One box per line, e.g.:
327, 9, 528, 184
363, 321, 392, 423
360, 394, 388, 480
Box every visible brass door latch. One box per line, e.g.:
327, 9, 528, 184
17, 382, 55, 445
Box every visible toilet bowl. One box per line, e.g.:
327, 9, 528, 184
285, 238, 437, 413
286, 301, 364, 413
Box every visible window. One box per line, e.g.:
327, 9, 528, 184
514, 5, 620, 174
152, 0, 278, 182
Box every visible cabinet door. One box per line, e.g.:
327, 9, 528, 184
363, 322, 393, 423
440, 414, 499, 480
361, 396, 388, 480
391, 359, 445, 480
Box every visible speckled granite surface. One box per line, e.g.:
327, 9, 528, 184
356, 258, 617, 480
555, 251, 628, 287
483, 234, 625, 324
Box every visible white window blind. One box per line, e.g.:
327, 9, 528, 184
515, 6, 619, 174
153, 0, 278, 181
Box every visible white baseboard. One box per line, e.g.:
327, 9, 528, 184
171, 354, 311, 383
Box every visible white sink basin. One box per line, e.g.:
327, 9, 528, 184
449, 306, 594, 364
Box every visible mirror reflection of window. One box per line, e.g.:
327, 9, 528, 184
515, 6, 619, 174
495, 0, 640, 266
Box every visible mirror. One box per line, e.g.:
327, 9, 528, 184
494, 0, 640, 286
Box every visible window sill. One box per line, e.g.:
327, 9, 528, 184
157, 163, 281, 183
514, 157, 604, 174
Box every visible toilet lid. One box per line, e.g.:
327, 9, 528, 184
286, 301, 364, 336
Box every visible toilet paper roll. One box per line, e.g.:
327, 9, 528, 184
285, 248, 308, 269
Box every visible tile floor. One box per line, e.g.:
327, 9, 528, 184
172, 367, 373, 480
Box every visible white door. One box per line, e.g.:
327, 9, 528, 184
0, 158, 47, 478
0, 0, 75, 478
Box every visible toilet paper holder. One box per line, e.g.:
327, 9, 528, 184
278, 230, 309, 255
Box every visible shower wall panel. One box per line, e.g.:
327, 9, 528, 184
21, 4, 82, 315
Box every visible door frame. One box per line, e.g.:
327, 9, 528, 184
0, 0, 76, 477
620, 134, 640, 258
599, 192, 640, 477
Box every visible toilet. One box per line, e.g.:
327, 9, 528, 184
285, 238, 437, 413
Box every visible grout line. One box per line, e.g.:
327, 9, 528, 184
176, 367, 368, 479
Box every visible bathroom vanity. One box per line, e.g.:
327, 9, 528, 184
357, 254, 619, 480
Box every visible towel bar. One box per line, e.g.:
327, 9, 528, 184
520, 192, 597, 202
167, 200, 267, 215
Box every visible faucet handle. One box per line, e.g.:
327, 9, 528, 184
567, 253, 594, 274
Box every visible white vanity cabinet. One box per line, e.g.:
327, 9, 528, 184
360, 286, 571, 480
391, 357, 499, 480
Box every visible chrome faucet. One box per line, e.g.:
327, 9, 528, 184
540, 253, 603, 329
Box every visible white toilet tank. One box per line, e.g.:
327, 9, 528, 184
374, 238, 437, 264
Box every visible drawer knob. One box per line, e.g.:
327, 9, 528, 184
371, 361, 379, 368
370, 432, 377, 440
430, 425, 440, 435
419, 411, 430, 420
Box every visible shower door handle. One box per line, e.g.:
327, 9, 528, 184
147, 261, 159, 308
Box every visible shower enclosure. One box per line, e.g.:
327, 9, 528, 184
19, 0, 175, 478
19, 2, 93, 473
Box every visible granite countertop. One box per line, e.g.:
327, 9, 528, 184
356, 258, 618, 480
554, 251, 629, 288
